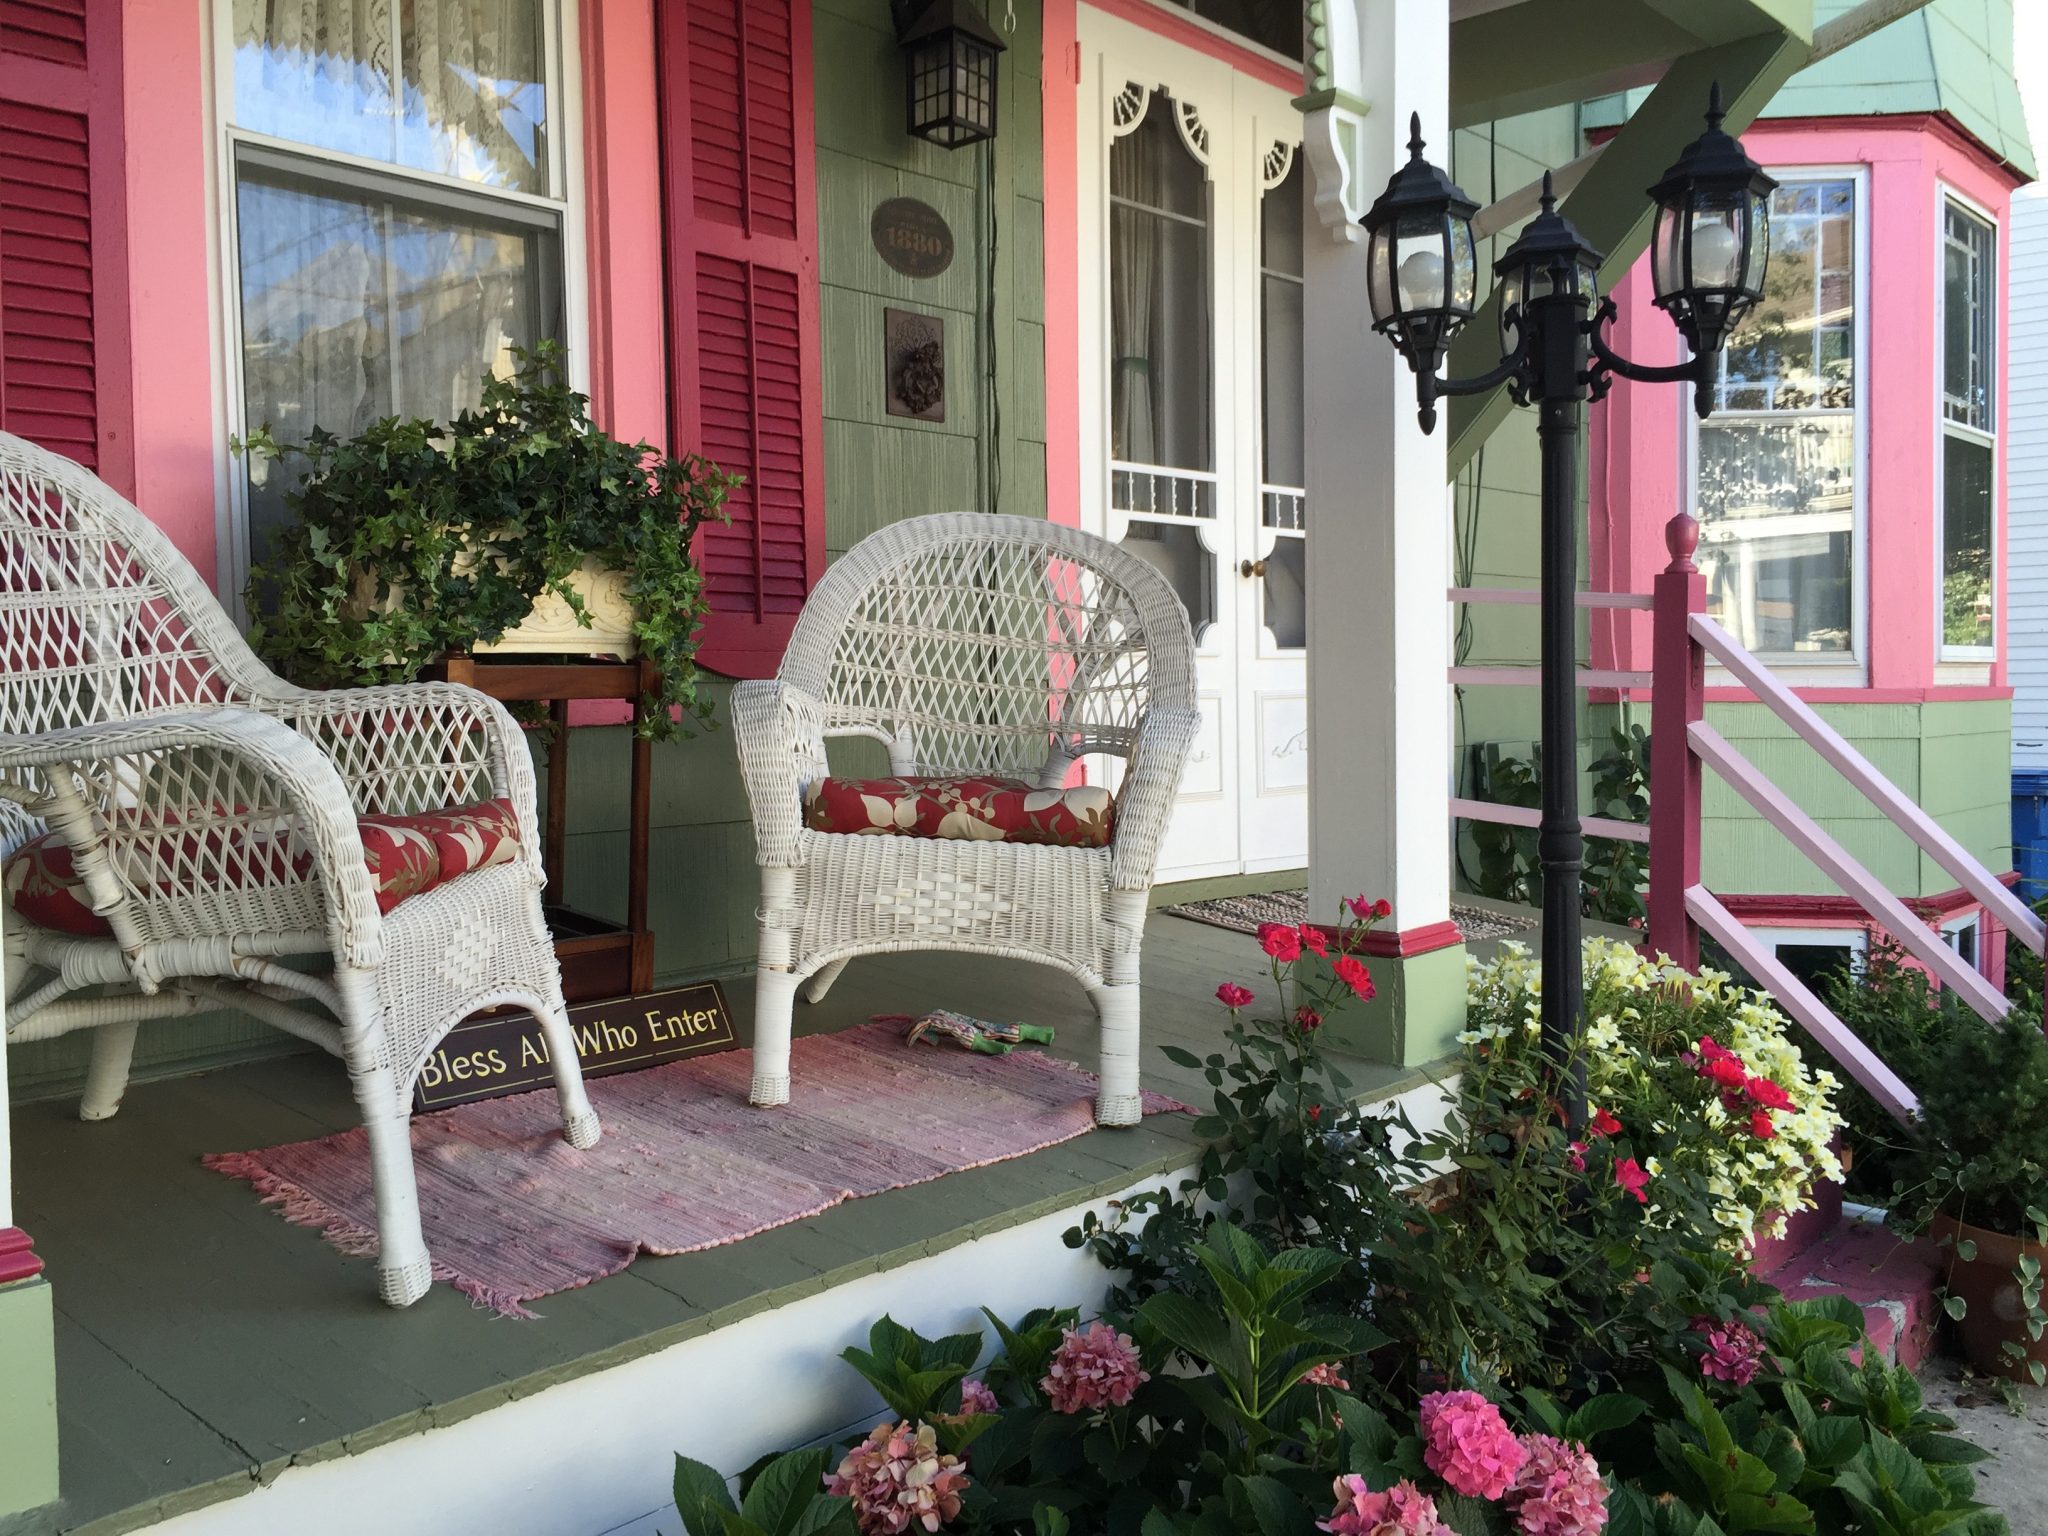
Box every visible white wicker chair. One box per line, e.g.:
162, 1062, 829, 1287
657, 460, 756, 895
0, 431, 599, 1307
733, 513, 1199, 1124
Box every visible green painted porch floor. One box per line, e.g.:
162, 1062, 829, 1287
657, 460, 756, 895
3, 912, 1458, 1536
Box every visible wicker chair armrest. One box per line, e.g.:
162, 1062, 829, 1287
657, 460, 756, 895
266, 681, 540, 858
1109, 706, 1201, 893
0, 709, 384, 965
733, 679, 828, 868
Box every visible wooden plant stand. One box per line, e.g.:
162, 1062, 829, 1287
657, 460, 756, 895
431, 653, 658, 1002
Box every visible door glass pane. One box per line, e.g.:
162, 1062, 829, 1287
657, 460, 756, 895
1110, 91, 1211, 476
1694, 416, 1854, 654
1120, 521, 1216, 641
236, 159, 556, 568
1942, 433, 1994, 651
1262, 536, 1305, 649
1260, 157, 1306, 507
232, 0, 551, 194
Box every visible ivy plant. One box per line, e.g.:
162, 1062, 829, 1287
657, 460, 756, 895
237, 342, 737, 740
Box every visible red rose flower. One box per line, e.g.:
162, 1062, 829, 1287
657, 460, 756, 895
1703, 1056, 1747, 1089
1215, 982, 1254, 1009
1299, 923, 1330, 957
1332, 954, 1375, 1000
1294, 1005, 1324, 1033
1745, 1076, 1792, 1111
1748, 1109, 1777, 1140
1372, 897, 1393, 919
1567, 1141, 1588, 1173
1614, 1157, 1650, 1205
1589, 1107, 1622, 1139
1308, 1103, 1323, 1124
1258, 922, 1303, 962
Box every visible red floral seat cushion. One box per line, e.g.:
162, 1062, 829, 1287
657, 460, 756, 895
802, 774, 1115, 848
4, 797, 521, 935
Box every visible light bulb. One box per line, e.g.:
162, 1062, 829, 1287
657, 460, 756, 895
1689, 219, 1741, 287
1396, 248, 1446, 312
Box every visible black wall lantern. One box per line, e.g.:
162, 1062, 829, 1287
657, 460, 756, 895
895, 0, 1006, 149
1360, 89, 1774, 1125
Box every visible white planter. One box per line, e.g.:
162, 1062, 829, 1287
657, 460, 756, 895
476, 559, 639, 659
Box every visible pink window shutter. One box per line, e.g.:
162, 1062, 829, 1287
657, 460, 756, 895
0, 0, 132, 492
658, 0, 824, 680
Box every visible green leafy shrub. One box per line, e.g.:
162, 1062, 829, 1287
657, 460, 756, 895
238, 342, 735, 740
1461, 726, 1650, 925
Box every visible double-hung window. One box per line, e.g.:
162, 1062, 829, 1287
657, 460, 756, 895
221, 0, 572, 583
1939, 197, 1997, 660
1691, 176, 1862, 660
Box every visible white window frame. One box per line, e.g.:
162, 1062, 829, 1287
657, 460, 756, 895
1764, 924, 1869, 975
1683, 164, 1871, 683
207, 0, 590, 617
1935, 184, 1998, 665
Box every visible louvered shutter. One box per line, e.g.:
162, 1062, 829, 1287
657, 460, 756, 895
657, 0, 824, 679
0, 0, 130, 489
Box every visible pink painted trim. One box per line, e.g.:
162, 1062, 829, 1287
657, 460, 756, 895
1687, 885, 1919, 1124
579, 0, 669, 452
0, 1228, 43, 1285
1079, 0, 1302, 92
1307, 919, 1463, 959
117, 0, 216, 577
1720, 875, 2014, 926
1649, 516, 1705, 968
1042, 0, 1080, 527
1702, 686, 2013, 704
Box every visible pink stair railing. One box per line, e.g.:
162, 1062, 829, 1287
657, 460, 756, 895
1448, 512, 2045, 1128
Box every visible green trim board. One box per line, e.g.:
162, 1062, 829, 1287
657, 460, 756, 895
0, 1279, 58, 1523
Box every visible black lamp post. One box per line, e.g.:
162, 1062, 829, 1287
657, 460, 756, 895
1362, 89, 1773, 1124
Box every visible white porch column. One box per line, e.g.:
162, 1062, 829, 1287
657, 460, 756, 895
1298, 0, 1466, 1063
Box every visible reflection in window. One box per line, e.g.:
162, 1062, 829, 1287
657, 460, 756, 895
1158, 0, 1302, 56
1110, 90, 1212, 477
1260, 156, 1306, 522
1695, 179, 1857, 655
232, 0, 550, 193
1941, 201, 1995, 655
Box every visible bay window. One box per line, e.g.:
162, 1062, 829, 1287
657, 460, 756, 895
1691, 176, 1861, 659
222, 0, 572, 582
1939, 197, 1996, 659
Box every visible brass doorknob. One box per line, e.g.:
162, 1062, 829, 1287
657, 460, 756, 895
1240, 558, 1267, 578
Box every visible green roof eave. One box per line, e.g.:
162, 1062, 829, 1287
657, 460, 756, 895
1450, 0, 1812, 128
1445, 21, 1816, 476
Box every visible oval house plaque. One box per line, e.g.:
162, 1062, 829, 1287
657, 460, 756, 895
871, 197, 955, 279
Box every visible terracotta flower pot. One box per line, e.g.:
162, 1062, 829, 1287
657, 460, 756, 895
1930, 1209, 2048, 1383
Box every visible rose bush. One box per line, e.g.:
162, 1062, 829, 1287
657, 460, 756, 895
1461, 938, 1845, 1244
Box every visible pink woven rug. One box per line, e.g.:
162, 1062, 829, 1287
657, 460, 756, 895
205, 1021, 1185, 1317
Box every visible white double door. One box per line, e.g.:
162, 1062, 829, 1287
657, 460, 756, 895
1076, 9, 1308, 882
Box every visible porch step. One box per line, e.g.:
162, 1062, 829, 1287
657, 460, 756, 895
1757, 1208, 1945, 1370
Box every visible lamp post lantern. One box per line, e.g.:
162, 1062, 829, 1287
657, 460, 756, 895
1361, 91, 1774, 1125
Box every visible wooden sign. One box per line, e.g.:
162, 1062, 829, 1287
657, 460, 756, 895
413, 982, 737, 1112
871, 197, 955, 278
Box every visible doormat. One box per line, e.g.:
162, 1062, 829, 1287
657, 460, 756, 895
205, 1021, 1187, 1318
1161, 889, 1538, 945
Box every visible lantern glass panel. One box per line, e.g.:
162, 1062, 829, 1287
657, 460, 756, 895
1393, 210, 1448, 314
1498, 265, 1524, 350
1367, 225, 1396, 325
1743, 191, 1771, 290
1687, 194, 1745, 290
1449, 216, 1476, 313
1651, 200, 1682, 301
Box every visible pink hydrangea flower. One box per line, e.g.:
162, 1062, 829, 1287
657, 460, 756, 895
1319, 1476, 1453, 1536
825, 1420, 970, 1535
957, 1377, 999, 1415
1216, 981, 1256, 1009
1506, 1434, 1609, 1536
1694, 1315, 1765, 1386
1040, 1322, 1149, 1413
1418, 1390, 1528, 1501
1301, 1360, 1350, 1390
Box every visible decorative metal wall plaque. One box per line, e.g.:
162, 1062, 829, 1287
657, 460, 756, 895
871, 197, 955, 278
885, 308, 947, 422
